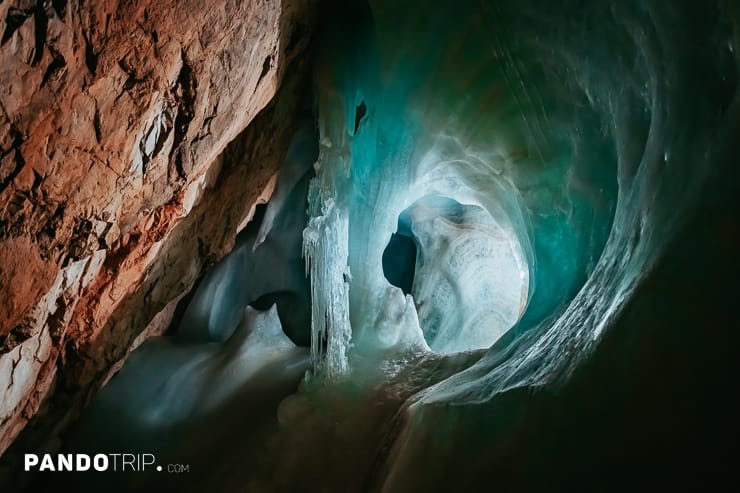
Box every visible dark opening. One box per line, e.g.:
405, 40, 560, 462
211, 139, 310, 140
353, 101, 367, 135
382, 232, 417, 295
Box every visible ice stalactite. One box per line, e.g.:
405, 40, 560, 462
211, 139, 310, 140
303, 188, 352, 378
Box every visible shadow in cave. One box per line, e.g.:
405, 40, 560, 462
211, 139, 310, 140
382, 231, 417, 296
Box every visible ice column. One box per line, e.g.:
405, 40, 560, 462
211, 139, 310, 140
303, 139, 353, 379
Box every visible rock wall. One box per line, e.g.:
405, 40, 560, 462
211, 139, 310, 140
0, 0, 314, 456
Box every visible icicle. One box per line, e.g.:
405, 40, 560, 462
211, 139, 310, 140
303, 157, 353, 379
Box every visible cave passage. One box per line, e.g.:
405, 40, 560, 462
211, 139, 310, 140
380, 194, 529, 353
46, 0, 740, 491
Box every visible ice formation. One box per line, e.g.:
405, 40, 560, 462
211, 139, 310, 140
302, 0, 616, 373
401, 195, 528, 353
83, 306, 308, 428
178, 121, 317, 345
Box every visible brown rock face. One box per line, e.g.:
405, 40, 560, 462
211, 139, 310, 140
0, 0, 314, 456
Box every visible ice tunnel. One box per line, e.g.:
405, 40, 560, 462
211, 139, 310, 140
12, 0, 740, 491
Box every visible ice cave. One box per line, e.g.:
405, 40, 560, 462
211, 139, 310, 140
1, 0, 739, 491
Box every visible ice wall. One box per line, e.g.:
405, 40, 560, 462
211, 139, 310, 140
302, 0, 733, 487
357, 2, 735, 490
403, 195, 528, 353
